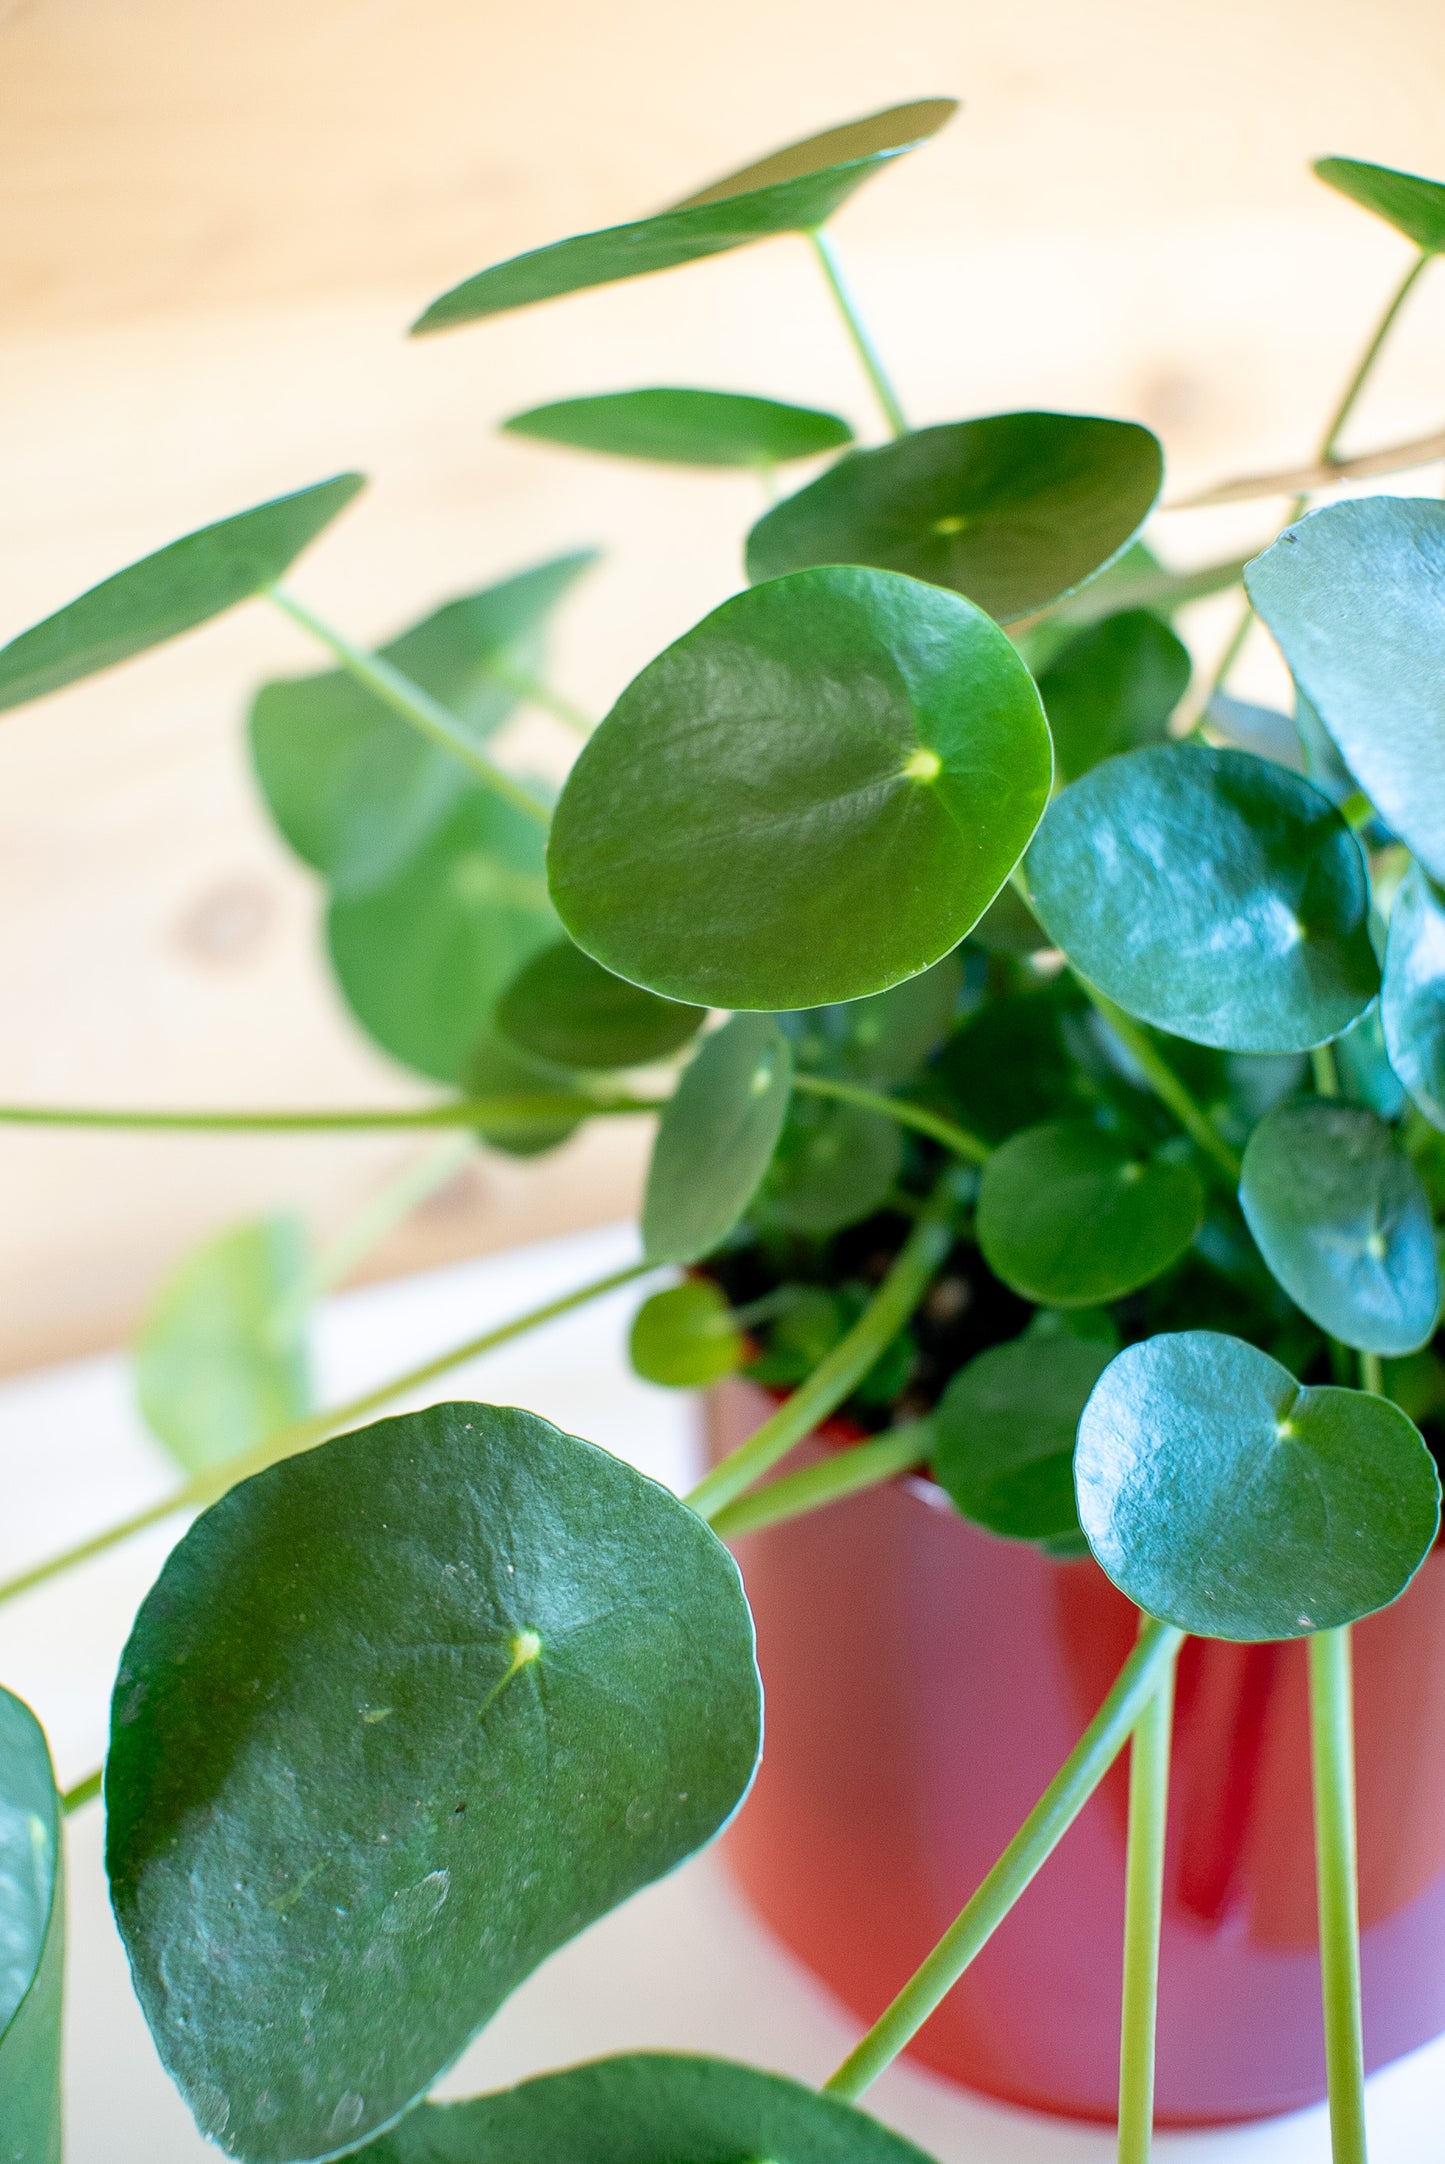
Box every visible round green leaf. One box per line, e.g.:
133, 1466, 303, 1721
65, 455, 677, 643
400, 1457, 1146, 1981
0, 1689, 63, 2164
629, 1282, 744, 1388
328, 785, 557, 1084
977, 1120, 1203, 1306
1239, 1101, 1439, 1355
745, 413, 1163, 624
933, 1323, 1117, 1542
1383, 860, 1445, 1129
1246, 501, 1445, 886
1037, 609, 1190, 782
462, 1029, 585, 1158
549, 567, 1052, 1010
752, 1094, 904, 1235
1025, 744, 1378, 1052
1314, 156, 1445, 252
496, 940, 703, 1072
504, 389, 853, 468
0, 474, 364, 713
349, 2052, 941, 2164
780, 952, 965, 1085
251, 552, 595, 897
136, 1215, 312, 1476
642, 1016, 792, 1264
105, 1403, 762, 2164
412, 101, 956, 332
1075, 1331, 1441, 1639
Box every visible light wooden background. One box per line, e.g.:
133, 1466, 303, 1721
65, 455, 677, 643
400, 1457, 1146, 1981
1, 0, 1442, 1371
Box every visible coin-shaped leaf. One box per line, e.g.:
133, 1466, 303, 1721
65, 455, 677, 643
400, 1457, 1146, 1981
752, 1094, 904, 1236
977, 1120, 1202, 1306
932, 1322, 1116, 1542
462, 1029, 585, 1159
745, 413, 1163, 623
549, 567, 1052, 1010
504, 389, 853, 468
642, 1017, 792, 1264
413, 100, 956, 332
106, 1404, 762, 2164
1314, 155, 1445, 252
0, 1689, 64, 2164
1383, 860, 1445, 1130
629, 1282, 744, 1389
1075, 1331, 1441, 1639
136, 1215, 312, 1475
329, 786, 558, 1084
350, 2052, 941, 2164
251, 552, 595, 896
1239, 1102, 1439, 1355
779, 953, 965, 1086
1246, 501, 1445, 885
1036, 608, 1190, 782
0, 474, 364, 713
1025, 744, 1378, 1052
496, 941, 703, 1072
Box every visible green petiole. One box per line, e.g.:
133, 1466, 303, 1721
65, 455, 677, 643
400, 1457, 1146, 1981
805, 228, 909, 439
1072, 979, 1243, 1184
1309, 1625, 1369, 2164
790, 1070, 991, 1164
707, 1420, 932, 1540
0, 1092, 661, 1134
1117, 1627, 1179, 2164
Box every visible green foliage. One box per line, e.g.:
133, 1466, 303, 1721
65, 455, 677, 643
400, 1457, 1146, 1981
496, 940, 703, 1071
136, 1216, 311, 1475
746, 413, 1163, 623
933, 984, 1088, 1142
1076, 1332, 1441, 1639
504, 389, 853, 467
251, 554, 595, 896
932, 1316, 1117, 1542
350, 2053, 941, 2163
461, 1029, 586, 1157
752, 1095, 904, 1235
977, 1121, 1203, 1306
0, 476, 364, 712
1025, 744, 1379, 1052
642, 1017, 793, 1263
0, 1689, 63, 2164
629, 1282, 744, 1388
1383, 862, 1445, 1130
779, 954, 967, 1083
1036, 610, 1191, 782
412, 100, 957, 331
549, 568, 1051, 1009
1314, 155, 1445, 252
106, 1403, 762, 2164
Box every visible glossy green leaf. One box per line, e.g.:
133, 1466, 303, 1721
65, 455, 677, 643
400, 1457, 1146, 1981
629, 1282, 744, 1388
106, 1403, 762, 2164
350, 2052, 940, 2164
549, 567, 1052, 1009
745, 413, 1163, 623
136, 1215, 311, 1475
1037, 609, 1190, 782
933, 1320, 1117, 1542
462, 1030, 585, 1158
1314, 156, 1445, 252
1025, 744, 1378, 1052
1246, 501, 1445, 884
0, 475, 364, 713
780, 954, 965, 1086
412, 100, 956, 332
0, 1689, 63, 2164
496, 940, 703, 1072
1075, 1331, 1441, 1639
504, 389, 853, 468
977, 1120, 1202, 1306
251, 553, 595, 896
329, 786, 557, 1084
752, 1094, 904, 1235
642, 1017, 792, 1264
1239, 1101, 1439, 1354
1383, 861, 1445, 1129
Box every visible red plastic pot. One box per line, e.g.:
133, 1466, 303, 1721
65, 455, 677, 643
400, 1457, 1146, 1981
708, 1377, 1445, 2127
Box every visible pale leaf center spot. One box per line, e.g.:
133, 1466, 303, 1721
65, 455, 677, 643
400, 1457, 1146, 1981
902, 747, 943, 784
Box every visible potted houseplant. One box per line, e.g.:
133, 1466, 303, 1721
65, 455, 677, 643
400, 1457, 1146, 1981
0, 90, 1444, 2164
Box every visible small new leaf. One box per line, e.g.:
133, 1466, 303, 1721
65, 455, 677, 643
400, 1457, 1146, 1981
504, 389, 853, 468
629, 1282, 744, 1389
1314, 156, 1445, 253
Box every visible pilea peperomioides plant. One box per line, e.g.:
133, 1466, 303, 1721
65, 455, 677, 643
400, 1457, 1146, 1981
1, 95, 1445, 2164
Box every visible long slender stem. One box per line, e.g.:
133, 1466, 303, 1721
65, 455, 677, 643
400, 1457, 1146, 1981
824, 1619, 1186, 2102
806, 229, 908, 438
0, 1092, 659, 1134
708, 1420, 932, 1541
1359, 1348, 1384, 1398
267, 584, 552, 827
0, 1259, 655, 1613
1316, 251, 1432, 465
1309, 1626, 1369, 2164
1313, 1042, 1342, 1100
1118, 1634, 1179, 2164
1076, 982, 1242, 1183
791, 1072, 991, 1166
685, 1176, 958, 1522
61, 1768, 103, 1815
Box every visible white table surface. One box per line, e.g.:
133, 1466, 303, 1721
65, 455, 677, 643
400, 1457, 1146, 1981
2, 1220, 1440, 2163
